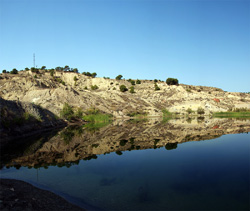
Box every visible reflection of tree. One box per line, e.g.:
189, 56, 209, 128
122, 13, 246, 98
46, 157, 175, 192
3, 118, 250, 169
60, 125, 84, 144
165, 143, 178, 150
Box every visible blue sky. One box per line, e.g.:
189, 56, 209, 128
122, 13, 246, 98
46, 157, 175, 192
0, 0, 249, 92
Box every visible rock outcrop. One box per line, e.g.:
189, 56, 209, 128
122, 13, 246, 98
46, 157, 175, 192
0, 70, 249, 118
0, 97, 66, 143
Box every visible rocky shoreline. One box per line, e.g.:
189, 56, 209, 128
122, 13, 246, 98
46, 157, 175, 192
0, 179, 85, 211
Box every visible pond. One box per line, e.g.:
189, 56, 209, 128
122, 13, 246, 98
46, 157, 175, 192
0, 118, 249, 210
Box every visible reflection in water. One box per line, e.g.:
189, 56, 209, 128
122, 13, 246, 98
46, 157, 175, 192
2, 117, 250, 168
0, 117, 249, 210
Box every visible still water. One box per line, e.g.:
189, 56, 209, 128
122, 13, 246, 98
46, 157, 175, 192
1, 118, 249, 210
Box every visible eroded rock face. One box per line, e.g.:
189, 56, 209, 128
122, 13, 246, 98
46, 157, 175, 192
0, 97, 66, 142
4, 118, 250, 168
0, 71, 249, 117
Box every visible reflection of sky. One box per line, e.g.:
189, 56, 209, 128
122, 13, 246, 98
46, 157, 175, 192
1, 133, 249, 210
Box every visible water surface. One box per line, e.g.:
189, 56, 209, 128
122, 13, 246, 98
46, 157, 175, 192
1, 118, 249, 210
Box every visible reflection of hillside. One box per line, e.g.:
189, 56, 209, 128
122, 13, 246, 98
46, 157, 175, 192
5, 118, 250, 168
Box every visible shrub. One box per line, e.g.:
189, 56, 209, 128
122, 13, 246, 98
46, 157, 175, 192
120, 85, 128, 92
129, 86, 135, 93
75, 108, 84, 119
130, 80, 135, 85
116, 75, 123, 80
120, 139, 128, 146
154, 79, 158, 83
91, 72, 97, 78
34, 75, 38, 79
154, 83, 160, 91
84, 86, 88, 90
10, 68, 18, 74
41, 66, 46, 70
136, 79, 141, 84
91, 85, 99, 90
186, 108, 193, 114
60, 103, 74, 120
197, 107, 205, 115
73, 76, 78, 81
55, 77, 65, 85
166, 78, 179, 85
50, 69, 54, 76
2, 70, 6, 73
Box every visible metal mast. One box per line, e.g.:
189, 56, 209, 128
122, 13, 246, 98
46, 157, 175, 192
33, 53, 35, 68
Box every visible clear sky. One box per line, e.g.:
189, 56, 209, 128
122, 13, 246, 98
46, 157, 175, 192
0, 0, 249, 92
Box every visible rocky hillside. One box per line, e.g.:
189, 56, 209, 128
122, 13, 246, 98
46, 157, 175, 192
0, 97, 66, 143
0, 70, 249, 118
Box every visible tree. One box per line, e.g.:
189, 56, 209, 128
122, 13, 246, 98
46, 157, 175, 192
41, 66, 46, 70
73, 68, 78, 73
55, 66, 62, 71
64, 65, 70, 71
166, 78, 179, 85
10, 68, 18, 74
25, 67, 29, 71
116, 75, 123, 80
91, 72, 97, 78
31, 67, 36, 72
136, 79, 141, 84
120, 85, 128, 92
2, 70, 6, 73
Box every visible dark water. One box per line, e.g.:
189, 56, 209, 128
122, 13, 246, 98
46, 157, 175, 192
0, 118, 249, 210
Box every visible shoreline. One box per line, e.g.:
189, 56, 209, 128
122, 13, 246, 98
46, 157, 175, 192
0, 179, 85, 211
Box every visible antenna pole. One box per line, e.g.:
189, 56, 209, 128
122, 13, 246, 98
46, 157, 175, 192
33, 53, 35, 68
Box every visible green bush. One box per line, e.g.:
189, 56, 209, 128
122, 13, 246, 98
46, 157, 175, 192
130, 80, 135, 85
60, 103, 74, 120
50, 69, 54, 76
136, 79, 141, 84
154, 83, 160, 91
129, 86, 135, 93
75, 108, 84, 119
186, 108, 193, 114
10, 68, 18, 74
91, 85, 99, 90
116, 75, 123, 80
2, 70, 6, 73
197, 107, 205, 115
120, 85, 128, 92
73, 76, 78, 81
166, 78, 179, 85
